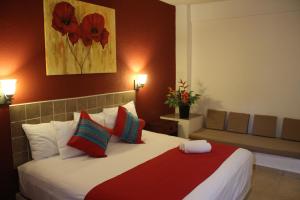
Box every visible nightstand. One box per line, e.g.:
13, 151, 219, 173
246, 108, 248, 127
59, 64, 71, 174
145, 119, 178, 136
160, 113, 203, 138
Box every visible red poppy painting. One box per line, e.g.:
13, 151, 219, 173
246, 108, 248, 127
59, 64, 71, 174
44, 0, 116, 75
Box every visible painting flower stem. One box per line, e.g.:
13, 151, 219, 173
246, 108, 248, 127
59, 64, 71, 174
66, 37, 91, 74
80, 45, 92, 74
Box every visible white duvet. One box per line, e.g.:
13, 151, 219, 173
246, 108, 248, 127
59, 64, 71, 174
18, 130, 253, 200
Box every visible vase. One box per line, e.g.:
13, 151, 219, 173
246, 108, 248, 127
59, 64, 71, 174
179, 105, 190, 119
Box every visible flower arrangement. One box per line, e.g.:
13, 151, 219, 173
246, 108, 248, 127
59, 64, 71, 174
165, 80, 201, 108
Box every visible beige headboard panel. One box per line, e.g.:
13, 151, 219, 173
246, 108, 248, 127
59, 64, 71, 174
9, 90, 135, 168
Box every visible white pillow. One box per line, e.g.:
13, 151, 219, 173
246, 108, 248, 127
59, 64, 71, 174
22, 123, 59, 160
103, 101, 138, 129
51, 121, 85, 159
109, 135, 120, 143
104, 113, 120, 143
103, 101, 138, 116
123, 101, 138, 117
73, 112, 105, 125
104, 112, 118, 129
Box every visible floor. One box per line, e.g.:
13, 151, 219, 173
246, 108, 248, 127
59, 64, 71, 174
245, 165, 300, 200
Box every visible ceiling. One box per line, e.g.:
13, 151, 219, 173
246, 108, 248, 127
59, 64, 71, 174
160, 0, 227, 5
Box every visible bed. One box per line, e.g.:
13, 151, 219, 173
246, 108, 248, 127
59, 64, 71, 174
18, 130, 253, 200
10, 91, 253, 200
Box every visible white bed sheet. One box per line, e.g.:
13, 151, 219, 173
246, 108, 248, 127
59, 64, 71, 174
18, 131, 253, 200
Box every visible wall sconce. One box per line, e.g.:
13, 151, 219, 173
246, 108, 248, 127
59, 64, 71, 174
0, 79, 17, 104
134, 74, 147, 90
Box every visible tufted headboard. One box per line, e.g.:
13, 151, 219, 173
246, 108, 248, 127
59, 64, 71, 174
9, 90, 135, 168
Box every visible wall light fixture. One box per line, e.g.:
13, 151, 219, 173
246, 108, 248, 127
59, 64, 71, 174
0, 79, 17, 104
134, 74, 147, 90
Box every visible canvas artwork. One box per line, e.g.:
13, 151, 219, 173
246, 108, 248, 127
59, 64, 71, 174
44, 0, 116, 75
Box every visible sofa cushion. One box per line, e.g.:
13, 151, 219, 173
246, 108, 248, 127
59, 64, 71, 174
226, 112, 250, 134
253, 115, 277, 138
205, 109, 226, 130
282, 118, 300, 142
190, 129, 300, 159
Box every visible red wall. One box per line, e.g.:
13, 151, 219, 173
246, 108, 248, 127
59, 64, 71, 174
0, 0, 175, 122
0, 0, 175, 198
0, 105, 14, 199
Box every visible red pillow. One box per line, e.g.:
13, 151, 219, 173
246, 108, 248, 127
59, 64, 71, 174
113, 106, 145, 144
68, 111, 112, 157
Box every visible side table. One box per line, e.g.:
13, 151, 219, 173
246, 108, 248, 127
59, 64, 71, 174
145, 119, 178, 136
160, 113, 203, 138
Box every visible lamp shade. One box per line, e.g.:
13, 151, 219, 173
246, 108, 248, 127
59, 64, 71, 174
136, 74, 147, 85
1, 79, 17, 95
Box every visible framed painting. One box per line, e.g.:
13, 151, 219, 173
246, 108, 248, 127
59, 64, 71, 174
43, 0, 116, 75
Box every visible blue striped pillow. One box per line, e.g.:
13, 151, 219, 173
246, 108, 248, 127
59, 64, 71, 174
68, 111, 112, 157
113, 106, 145, 143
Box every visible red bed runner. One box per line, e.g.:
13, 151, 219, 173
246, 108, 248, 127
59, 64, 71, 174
85, 142, 238, 200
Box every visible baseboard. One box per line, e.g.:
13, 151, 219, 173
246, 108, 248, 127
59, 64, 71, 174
254, 152, 300, 174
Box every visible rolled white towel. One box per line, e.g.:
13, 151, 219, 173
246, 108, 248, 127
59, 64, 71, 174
179, 140, 212, 153
180, 140, 207, 149
179, 140, 207, 150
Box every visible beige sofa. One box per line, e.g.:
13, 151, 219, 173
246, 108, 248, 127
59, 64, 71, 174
189, 110, 300, 159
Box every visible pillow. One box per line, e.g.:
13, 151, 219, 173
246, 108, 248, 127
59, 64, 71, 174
252, 115, 277, 138
226, 112, 250, 134
68, 111, 112, 157
22, 123, 59, 160
74, 112, 105, 125
103, 101, 138, 129
113, 106, 145, 144
104, 112, 118, 129
205, 109, 227, 130
123, 101, 138, 116
282, 118, 300, 142
52, 120, 85, 159
110, 135, 120, 143
104, 113, 120, 142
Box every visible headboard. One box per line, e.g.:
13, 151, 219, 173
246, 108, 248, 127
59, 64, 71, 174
9, 90, 136, 168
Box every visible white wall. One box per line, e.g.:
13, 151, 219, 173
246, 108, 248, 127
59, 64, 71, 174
176, 5, 189, 87
176, 0, 300, 135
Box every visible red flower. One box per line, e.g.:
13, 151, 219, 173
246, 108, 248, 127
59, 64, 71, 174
81, 36, 93, 47
181, 91, 190, 104
80, 13, 105, 46
52, 2, 79, 35
68, 26, 80, 45
100, 28, 109, 49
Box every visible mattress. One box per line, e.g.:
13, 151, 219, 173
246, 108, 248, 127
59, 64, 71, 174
18, 130, 253, 200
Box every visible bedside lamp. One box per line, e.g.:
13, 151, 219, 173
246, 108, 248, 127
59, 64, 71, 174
134, 74, 147, 90
1, 79, 17, 104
